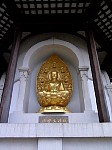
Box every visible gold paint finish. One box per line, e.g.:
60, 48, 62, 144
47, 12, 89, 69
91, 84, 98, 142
36, 54, 72, 113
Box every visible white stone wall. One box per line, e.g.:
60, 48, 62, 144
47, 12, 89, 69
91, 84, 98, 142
0, 138, 38, 150
0, 137, 112, 150
0, 123, 112, 150
63, 138, 112, 150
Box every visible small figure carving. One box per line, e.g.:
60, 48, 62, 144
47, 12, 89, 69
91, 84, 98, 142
36, 54, 72, 113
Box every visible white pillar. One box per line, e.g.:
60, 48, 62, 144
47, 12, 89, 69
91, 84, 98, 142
0, 85, 3, 103
16, 67, 30, 112
0, 73, 6, 103
79, 67, 93, 112
38, 138, 62, 150
106, 85, 112, 121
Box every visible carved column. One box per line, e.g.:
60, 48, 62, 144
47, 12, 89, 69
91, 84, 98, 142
16, 67, 30, 112
79, 67, 92, 112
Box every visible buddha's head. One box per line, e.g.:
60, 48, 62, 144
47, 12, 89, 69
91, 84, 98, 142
51, 71, 58, 80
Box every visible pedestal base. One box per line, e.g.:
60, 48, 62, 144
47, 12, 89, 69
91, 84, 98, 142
8, 112, 99, 123
38, 106, 70, 113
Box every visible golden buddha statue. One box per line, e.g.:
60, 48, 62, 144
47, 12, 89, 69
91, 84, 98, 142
36, 54, 73, 113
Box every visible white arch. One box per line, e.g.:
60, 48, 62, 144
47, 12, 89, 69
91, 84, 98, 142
22, 38, 84, 70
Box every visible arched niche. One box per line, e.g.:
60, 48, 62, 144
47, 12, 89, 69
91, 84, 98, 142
18, 38, 86, 113
23, 39, 84, 70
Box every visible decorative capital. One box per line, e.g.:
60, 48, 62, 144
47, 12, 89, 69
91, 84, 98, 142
106, 85, 112, 89
79, 66, 89, 80
79, 66, 89, 71
19, 67, 30, 73
19, 67, 30, 79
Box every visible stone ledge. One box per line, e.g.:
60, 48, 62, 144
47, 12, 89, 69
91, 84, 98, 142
0, 123, 112, 138
8, 112, 98, 123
